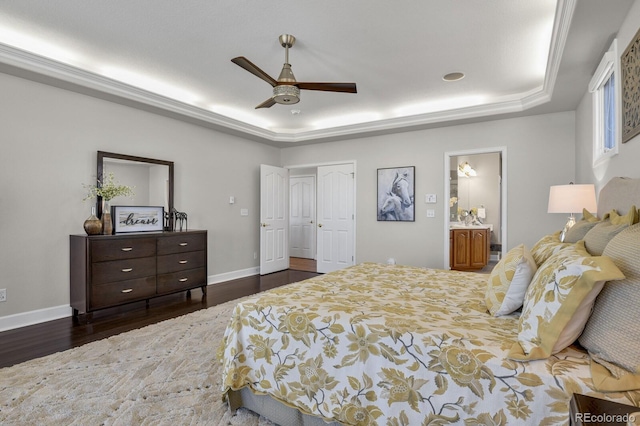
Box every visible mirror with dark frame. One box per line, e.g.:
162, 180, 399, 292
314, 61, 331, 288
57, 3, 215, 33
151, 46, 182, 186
96, 151, 174, 231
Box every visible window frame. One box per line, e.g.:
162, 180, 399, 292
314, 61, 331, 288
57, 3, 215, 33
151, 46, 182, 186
589, 39, 620, 166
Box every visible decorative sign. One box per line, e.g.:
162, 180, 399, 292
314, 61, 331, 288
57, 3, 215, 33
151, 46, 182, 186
111, 206, 164, 233
621, 27, 640, 143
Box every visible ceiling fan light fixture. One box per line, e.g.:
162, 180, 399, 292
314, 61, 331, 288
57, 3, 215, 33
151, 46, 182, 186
231, 33, 356, 108
273, 85, 300, 104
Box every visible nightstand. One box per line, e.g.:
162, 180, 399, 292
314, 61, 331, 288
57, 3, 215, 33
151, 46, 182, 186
570, 394, 640, 426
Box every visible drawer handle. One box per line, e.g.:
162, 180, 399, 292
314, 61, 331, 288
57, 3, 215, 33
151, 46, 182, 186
121, 247, 133, 252
121, 289, 133, 293
121, 268, 133, 272
179, 260, 188, 264
179, 242, 188, 246
179, 278, 188, 282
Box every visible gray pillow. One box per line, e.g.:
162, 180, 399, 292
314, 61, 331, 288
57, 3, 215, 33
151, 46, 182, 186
564, 220, 599, 243
583, 220, 629, 255
579, 223, 640, 374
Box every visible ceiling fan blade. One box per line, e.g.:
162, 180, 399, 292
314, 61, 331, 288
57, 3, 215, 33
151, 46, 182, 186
294, 82, 357, 93
231, 57, 278, 87
255, 97, 276, 109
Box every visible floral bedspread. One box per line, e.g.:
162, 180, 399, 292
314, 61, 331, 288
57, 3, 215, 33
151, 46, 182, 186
219, 263, 640, 425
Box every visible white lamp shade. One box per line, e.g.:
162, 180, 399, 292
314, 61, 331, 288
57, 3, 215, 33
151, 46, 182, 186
548, 184, 597, 214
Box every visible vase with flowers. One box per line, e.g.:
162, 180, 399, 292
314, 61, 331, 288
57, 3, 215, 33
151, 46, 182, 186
83, 172, 135, 235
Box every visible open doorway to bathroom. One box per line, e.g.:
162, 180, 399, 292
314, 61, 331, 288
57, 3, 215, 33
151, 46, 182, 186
444, 148, 507, 271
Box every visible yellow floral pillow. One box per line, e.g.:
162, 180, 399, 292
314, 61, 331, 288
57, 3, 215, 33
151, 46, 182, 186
530, 231, 572, 266
508, 240, 624, 361
485, 244, 537, 316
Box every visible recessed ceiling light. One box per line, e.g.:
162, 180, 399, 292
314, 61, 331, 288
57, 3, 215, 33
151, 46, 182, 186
443, 72, 465, 82
291, 109, 301, 115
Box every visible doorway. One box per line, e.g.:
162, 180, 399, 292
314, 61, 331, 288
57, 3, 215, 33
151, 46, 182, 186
289, 172, 317, 272
261, 162, 356, 275
289, 174, 316, 258
289, 162, 355, 273
444, 148, 507, 270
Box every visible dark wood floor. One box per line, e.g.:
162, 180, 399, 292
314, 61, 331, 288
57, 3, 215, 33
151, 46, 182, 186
0, 269, 320, 369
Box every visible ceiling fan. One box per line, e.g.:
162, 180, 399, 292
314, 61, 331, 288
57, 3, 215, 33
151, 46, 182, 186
231, 34, 357, 109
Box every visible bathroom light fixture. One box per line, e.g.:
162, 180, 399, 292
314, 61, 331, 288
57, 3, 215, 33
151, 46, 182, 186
458, 162, 477, 177
547, 182, 597, 242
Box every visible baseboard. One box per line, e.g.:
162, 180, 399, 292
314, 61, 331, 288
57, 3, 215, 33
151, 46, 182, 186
0, 267, 261, 332
0, 305, 72, 332
208, 266, 259, 285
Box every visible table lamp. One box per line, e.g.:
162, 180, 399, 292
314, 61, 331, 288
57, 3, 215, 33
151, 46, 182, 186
548, 183, 597, 242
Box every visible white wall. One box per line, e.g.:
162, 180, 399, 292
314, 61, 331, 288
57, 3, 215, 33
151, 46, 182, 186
0, 72, 280, 322
282, 111, 576, 269
576, 0, 640, 188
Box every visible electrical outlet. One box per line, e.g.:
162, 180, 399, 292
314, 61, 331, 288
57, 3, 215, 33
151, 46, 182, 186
0, 289, 6, 302
254, 252, 258, 259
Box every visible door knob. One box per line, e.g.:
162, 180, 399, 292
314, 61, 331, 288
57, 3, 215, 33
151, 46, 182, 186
318, 223, 323, 228
310, 220, 314, 224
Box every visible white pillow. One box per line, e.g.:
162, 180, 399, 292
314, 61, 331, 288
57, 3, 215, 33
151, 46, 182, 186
485, 244, 537, 316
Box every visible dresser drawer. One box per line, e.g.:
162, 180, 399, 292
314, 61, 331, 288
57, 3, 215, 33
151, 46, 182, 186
157, 233, 205, 255
91, 238, 156, 262
157, 267, 206, 294
157, 251, 205, 274
91, 257, 157, 285
90, 276, 156, 310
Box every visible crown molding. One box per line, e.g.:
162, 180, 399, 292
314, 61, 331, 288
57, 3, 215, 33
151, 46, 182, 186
0, 0, 574, 144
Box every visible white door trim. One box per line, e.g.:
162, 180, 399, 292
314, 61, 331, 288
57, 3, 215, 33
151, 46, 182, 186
443, 147, 507, 269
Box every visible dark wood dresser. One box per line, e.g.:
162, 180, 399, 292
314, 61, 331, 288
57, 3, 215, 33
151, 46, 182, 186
70, 230, 207, 316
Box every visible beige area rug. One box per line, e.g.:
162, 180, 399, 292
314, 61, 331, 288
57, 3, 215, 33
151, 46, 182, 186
0, 298, 273, 426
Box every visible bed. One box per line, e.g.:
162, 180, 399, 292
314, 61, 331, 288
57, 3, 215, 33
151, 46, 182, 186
219, 177, 640, 425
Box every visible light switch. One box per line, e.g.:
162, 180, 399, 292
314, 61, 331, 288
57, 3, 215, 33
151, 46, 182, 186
425, 194, 437, 203
229, 196, 235, 204
426, 209, 435, 218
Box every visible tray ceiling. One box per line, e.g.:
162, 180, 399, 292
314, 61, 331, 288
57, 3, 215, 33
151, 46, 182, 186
0, 0, 634, 146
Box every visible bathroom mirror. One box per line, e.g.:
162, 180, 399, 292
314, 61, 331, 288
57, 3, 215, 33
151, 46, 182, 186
449, 175, 458, 220
96, 151, 174, 228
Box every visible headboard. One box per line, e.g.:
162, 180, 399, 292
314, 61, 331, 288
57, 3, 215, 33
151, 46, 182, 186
597, 177, 640, 218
